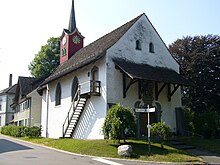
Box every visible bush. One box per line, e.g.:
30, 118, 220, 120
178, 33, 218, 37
24, 126, 41, 137
1, 125, 41, 137
183, 107, 195, 134
194, 111, 218, 139
151, 121, 171, 149
103, 104, 136, 142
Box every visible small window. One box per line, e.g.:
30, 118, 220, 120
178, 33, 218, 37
62, 48, 66, 56
55, 83, 62, 106
149, 42, 154, 53
136, 40, 141, 50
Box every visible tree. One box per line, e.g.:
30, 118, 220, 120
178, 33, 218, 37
28, 37, 60, 78
169, 35, 220, 114
151, 121, 171, 149
102, 104, 136, 142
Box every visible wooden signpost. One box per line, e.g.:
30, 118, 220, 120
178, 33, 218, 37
135, 105, 155, 153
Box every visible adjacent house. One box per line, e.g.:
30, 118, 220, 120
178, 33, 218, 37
0, 82, 17, 127
12, 76, 44, 127
39, 0, 191, 139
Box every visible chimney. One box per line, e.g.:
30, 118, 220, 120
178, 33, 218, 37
9, 74, 12, 87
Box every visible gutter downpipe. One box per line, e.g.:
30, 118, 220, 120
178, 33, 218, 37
46, 84, 49, 138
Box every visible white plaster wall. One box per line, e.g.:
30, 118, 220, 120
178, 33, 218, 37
42, 57, 107, 139
107, 15, 179, 72
41, 90, 47, 137
106, 15, 182, 131
155, 83, 182, 131
73, 59, 107, 139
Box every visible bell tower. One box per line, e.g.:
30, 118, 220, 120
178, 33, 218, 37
60, 0, 84, 64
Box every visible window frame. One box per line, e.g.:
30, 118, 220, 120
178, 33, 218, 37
55, 83, 62, 106
71, 76, 79, 101
149, 42, 155, 53
136, 40, 142, 50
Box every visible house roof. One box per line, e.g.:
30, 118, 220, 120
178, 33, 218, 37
0, 84, 17, 96
113, 58, 193, 86
18, 77, 39, 96
41, 13, 143, 86
14, 76, 47, 101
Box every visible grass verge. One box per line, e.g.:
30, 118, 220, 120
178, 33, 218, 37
17, 136, 201, 163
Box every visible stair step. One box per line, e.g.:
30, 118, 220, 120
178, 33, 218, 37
70, 121, 77, 125
77, 104, 85, 107
67, 126, 75, 130
74, 111, 81, 115
72, 114, 80, 118
69, 121, 77, 124
76, 106, 83, 109
65, 130, 72, 133
63, 97, 87, 137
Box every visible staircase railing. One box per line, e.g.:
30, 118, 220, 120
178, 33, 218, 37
62, 88, 80, 138
79, 80, 101, 95
62, 80, 101, 138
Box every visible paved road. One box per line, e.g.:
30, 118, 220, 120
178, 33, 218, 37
0, 135, 170, 165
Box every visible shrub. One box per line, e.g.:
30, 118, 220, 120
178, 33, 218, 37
151, 121, 171, 149
24, 126, 41, 137
1, 125, 41, 137
183, 107, 195, 134
194, 111, 218, 139
103, 104, 136, 142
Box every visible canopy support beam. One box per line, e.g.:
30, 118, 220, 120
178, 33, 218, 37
155, 82, 167, 101
123, 73, 137, 98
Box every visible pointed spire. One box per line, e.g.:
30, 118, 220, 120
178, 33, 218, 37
68, 0, 76, 33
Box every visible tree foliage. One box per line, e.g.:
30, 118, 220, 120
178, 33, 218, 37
169, 35, 220, 113
151, 121, 171, 149
102, 104, 136, 142
28, 37, 60, 78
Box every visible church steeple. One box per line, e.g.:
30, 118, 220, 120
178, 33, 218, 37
60, 0, 84, 64
68, 0, 76, 33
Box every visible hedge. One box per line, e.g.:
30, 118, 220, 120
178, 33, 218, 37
0, 125, 41, 137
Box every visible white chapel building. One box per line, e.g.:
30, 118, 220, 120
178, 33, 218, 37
39, 0, 191, 139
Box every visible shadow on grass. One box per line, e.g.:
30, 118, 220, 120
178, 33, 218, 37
108, 140, 196, 159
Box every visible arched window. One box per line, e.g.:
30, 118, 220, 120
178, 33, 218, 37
55, 83, 62, 106
71, 76, 79, 101
149, 42, 154, 53
136, 40, 141, 50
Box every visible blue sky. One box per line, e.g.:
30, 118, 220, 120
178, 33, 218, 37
0, 0, 219, 89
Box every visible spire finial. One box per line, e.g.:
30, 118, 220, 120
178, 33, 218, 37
68, 0, 76, 33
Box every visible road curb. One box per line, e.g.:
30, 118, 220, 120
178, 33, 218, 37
0, 134, 204, 165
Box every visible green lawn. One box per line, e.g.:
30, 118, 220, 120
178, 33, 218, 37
17, 137, 201, 163
178, 136, 220, 154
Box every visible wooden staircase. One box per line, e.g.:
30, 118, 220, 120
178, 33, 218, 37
62, 96, 87, 138
62, 80, 101, 138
